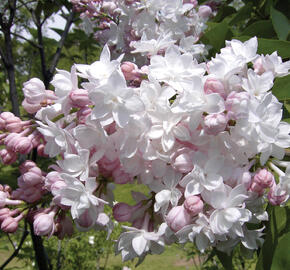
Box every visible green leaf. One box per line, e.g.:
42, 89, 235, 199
256, 206, 288, 270
215, 250, 233, 270
229, 3, 253, 25
50, 27, 64, 37
283, 118, 290, 123
233, 36, 290, 59
213, 6, 236, 23
272, 75, 290, 101
270, 6, 290, 41
271, 232, 290, 270
241, 20, 276, 38
201, 21, 233, 54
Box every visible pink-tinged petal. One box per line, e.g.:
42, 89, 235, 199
155, 190, 171, 205
148, 125, 164, 139
92, 103, 109, 120
185, 181, 203, 197
205, 156, 224, 174
196, 234, 209, 252
162, 132, 175, 152
151, 159, 166, 178
173, 125, 190, 141
55, 134, 66, 148
223, 208, 241, 223
188, 111, 202, 131
85, 178, 97, 193
204, 93, 225, 114
125, 96, 144, 112
112, 105, 130, 128
100, 44, 111, 62
202, 173, 223, 191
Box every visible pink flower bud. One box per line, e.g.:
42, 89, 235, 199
203, 113, 227, 135
254, 57, 265, 75
22, 78, 46, 104
11, 189, 22, 200
14, 137, 33, 154
0, 149, 17, 164
33, 212, 56, 237
101, 1, 117, 13
75, 209, 94, 228
249, 182, 264, 196
22, 187, 42, 203
22, 99, 42, 114
70, 89, 91, 107
184, 196, 204, 216
4, 185, 11, 193
166, 205, 192, 232
1, 214, 23, 233
28, 132, 41, 148
172, 152, 194, 173
51, 181, 66, 196
55, 215, 74, 239
198, 5, 212, 19
204, 78, 226, 98
226, 91, 249, 120
45, 171, 63, 191
44, 90, 57, 103
268, 184, 288, 206
77, 107, 92, 124
0, 208, 11, 223
112, 167, 132, 184
5, 116, 22, 133
19, 160, 37, 174
132, 216, 144, 229
0, 120, 5, 131
253, 169, 274, 189
37, 143, 47, 156
4, 133, 21, 150
121, 62, 139, 81
19, 170, 43, 186
113, 202, 133, 222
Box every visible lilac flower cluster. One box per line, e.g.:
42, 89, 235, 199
70, 0, 212, 59
1, 19, 290, 261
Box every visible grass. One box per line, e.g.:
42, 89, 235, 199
100, 245, 198, 270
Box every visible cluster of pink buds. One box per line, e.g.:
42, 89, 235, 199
0, 184, 24, 233
166, 196, 203, 232
0, 111, 47, 164
249, 168, 275, 196
29, 206, 74, 238
12, 161, 46, 203
22, 78, 57, 114
113, 200, 152, 230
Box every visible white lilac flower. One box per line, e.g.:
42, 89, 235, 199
116, 218, 168, 261
76, 44, 122, 85
89, 70, 144, 127
202, 184, 251, 236
177, 214, 215, 252
149, 167, 182, 215
59, 174, 107, 220
147, 104, 190, 152
242, 69, 274, 98
149, 46, 205, 92
37, 117, 74, 157
180, 152, 225, 196
131, 32, 176, 56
